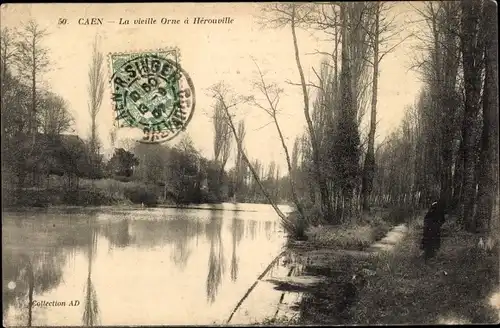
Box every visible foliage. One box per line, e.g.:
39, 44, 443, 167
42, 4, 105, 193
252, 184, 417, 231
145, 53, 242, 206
306, 216, 390, 251
106, 148, 139, 178
61, 189, 118, 206
123, 185, 158, 207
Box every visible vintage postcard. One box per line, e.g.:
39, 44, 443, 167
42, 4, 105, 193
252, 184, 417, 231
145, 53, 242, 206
1, 1, 499, 327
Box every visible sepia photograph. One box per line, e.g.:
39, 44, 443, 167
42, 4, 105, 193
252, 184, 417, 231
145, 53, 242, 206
1, 1, 499, 326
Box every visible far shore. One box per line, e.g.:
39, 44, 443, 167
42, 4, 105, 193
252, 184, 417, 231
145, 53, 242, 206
2, 202, 294, 213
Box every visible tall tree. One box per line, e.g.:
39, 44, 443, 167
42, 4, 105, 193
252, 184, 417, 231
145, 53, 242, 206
460, 0, 485, 231
233, 120, 247, 200
328, 2, 360, 223
0, 27, 17, 111
362, 2, 414, 211
12, 20, 50, 186
260, 3, 333, 221
251, 60, 307, 222
87, 35, 105, 161
474, 0, 498, 235
14, 20, 50, 136
212, 98, 232, 197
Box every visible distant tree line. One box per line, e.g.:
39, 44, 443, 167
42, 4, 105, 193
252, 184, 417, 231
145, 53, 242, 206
266, 1, 498, 239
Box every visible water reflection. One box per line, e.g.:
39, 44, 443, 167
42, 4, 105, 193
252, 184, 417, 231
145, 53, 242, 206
102, 219, 132, 248
169, 218, 195, 271
264, 221, 272, 240
230, 207, 245, 282
82, 220, 100, 326
247, 220, 258, 240
205, 206, 226, 304
2, 217, 73, 326
3, 205, 290, 325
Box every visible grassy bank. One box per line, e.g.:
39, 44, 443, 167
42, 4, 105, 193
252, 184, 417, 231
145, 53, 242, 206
304, 216, 390, 250
349, 219, 499, 325
285, 208, 395, 250
292, 215, 499, 325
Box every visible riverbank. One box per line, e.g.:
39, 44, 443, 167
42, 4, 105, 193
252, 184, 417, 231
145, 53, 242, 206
2, 177, 289, 209
266, 212, 499, 325
228, 209, 396, 324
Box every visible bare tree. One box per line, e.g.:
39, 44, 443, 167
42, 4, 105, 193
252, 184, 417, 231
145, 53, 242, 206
251, 60, 307, 222
259, 3, 333, 221
208, 82, 297, 233
87, 35, 105, 156
14, 20, 50, 137
13, 20, 50, 186
1, 27, 19, 149
0, 27, 17, 89
361, 2, 413, 211
212, 98, 232, 194
233, 120, 247, 200
39, 91, 73, 135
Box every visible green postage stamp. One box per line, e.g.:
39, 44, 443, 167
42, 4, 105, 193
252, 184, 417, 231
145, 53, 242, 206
109, 49, 195, 143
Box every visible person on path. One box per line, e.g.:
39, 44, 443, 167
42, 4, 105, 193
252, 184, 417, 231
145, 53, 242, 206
421, 201, 446, 262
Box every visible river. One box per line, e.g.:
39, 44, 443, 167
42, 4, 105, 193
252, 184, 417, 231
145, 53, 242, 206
2, 203, 293, 326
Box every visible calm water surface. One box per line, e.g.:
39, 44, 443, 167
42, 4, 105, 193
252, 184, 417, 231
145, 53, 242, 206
2, 203, 292, 326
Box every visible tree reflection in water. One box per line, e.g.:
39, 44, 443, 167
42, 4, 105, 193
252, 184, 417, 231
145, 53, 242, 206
264, 221, 272, 240
2, 216, 76, 326
249, 220, 257, 240
205, 207, 226, 304
82, 219, 100, 326
230, 206, 245, 282
169, 218, 194, 271
2, 249, 66, 326
102, 219, 132, 249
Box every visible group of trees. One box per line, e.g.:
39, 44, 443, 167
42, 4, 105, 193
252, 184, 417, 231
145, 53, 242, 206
1, 21, 81, 194
374, 1, 498, 236
1, 20, 117, 196
205, 3, 409, 227
118, 133, 291, 204
203, 1, 498, 242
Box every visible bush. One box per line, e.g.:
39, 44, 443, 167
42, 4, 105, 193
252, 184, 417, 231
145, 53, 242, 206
61, 189, 118, 206
285, 211, 310, 241
306, 213, 391, 250
124, 185, 158, 207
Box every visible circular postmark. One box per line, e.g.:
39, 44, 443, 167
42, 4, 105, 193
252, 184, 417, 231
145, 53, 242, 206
110, 52, 195, 143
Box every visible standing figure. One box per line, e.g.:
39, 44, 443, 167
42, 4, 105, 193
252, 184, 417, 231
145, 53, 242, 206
420, 201, 446, 262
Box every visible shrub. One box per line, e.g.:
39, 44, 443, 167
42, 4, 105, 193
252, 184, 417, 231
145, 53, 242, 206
123, 185, 158, 207
61, 189, 117, 206
306, 214, 391, 250
284, 211, 310, 241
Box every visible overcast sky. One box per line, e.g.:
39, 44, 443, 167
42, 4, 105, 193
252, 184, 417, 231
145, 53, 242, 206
1, 2, 424, 172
